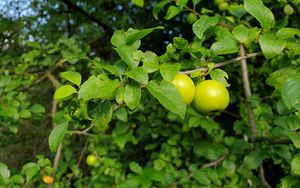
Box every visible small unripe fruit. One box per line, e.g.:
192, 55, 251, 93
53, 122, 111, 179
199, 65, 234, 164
218, 2, 229, 11
284, 4, 294, 15
187, 13, 198, 24
86, 154, 98, 166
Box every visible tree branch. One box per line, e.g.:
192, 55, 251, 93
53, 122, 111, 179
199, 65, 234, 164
259, 165, 272, 188
251, 137, 292, 145
239, 44, 272, 188
240, 45, 258, 136
46, 73, 61, 188
76, 141, 88, 166
201, 156, 226, 169
180, 52, 262, 75
58, 0, 114, 33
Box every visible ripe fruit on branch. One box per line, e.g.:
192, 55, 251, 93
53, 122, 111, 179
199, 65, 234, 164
172, 74, 195, 105
42, 175, 54, 184
86, 154, 98, 166
193, 80, 229, 114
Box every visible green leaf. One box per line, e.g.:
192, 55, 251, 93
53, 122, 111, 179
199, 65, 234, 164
54, 85, 77, 100
291, 156, 300, 176
287, 132, 300, 149
194, 142, 227, 160
173, 37, 189, 49
111, 30, 127, 47
192, 0, 201, 6
244, 151, 264, 169
228, 4, 246, 18
93, 101, 112, 131
113, 131, 131, 149
132, 0, 144, 7
143, 167, 164, 182
160, 63, 181, 81
192, 16, 219, 39
193, 169, 211, 185
29, 104, 46, 113
115, 45, 140, 69
281, 74, 300, 110
126, 26, 164, 45
20, 110, 32, 118
266, 68, 300, 92
10, 175, 24, 185
21, 163, 40, 182
26, 41, 40, 49
116, 87, 125, 104
199, 117, 220, 135
259, 33, 286, 59
0, 163, 10, 179
222, 160, 236, 177
129, 162, 143, 175
244, 0, 275, 31
210, 69, 230, 87
124, 84, 141, 110
175, 0, 188, 6
126, 67, 148, 85
232, 25, 250, 44
119, 176, 140, 188
152, 0, 172, 20
78, 75, 119, 101
146, 80, 186, 119
115, 122, 130, 134
61, 71, 82, 86
164, 6, 182, 20
277, 28, 300, 40
142, 51, 159, 73
48, 122, 68, 152
115, 107, 128, 122
211, 38, 238, 55
274, 115, 300, 132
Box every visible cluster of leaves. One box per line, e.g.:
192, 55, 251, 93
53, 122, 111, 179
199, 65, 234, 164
1, 0, 300, 187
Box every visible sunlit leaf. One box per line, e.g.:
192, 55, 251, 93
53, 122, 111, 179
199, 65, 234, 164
54, 85, 77, 100
146, 80, 186, 119
244, 0, 274, 31
61, 71, 82, 86
48, 122, 68, 152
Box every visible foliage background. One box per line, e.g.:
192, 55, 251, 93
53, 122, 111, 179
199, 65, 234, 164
1, 0, 300, 187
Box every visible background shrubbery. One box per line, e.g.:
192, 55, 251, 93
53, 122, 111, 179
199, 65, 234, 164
1, 0, 300, 187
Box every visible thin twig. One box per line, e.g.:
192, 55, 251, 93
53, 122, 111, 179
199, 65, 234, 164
259, 165, 272, 188
70, 130, 94, 136
201, 156, 226, 169
77, 141, 89, 166
180, 52, 262, 75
